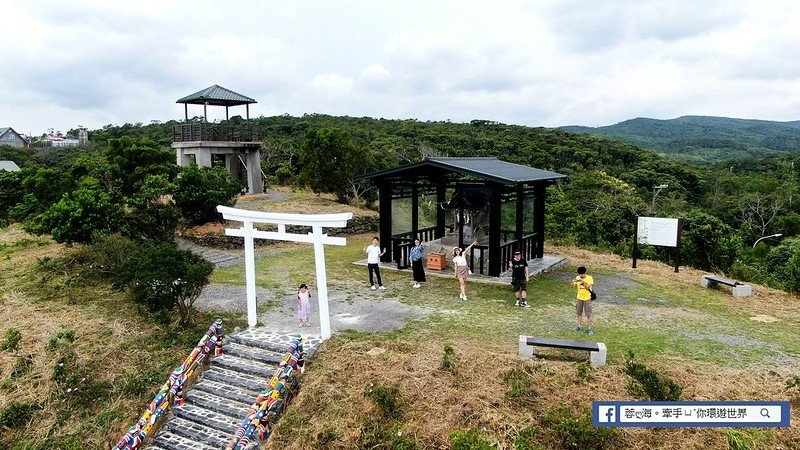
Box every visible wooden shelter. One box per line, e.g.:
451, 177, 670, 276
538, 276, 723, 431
360, 157, 565, 277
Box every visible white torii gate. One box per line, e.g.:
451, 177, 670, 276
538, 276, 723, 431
217, 206, 353, 339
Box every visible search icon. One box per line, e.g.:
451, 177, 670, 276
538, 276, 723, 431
761, 408, 770, 419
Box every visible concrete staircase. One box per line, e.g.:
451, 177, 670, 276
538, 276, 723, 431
145, 329, 322, 450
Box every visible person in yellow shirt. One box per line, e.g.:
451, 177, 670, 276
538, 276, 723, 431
571, 266, 595, 335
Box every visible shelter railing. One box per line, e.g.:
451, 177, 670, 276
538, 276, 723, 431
172, 123, 259, 142
390, 226, 438, 269
499, 233, 538, 267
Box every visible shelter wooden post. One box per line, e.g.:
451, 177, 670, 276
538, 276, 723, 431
436, 182, 446, 238
515, 184, 524, 245
379, 182, 392, 262
489, 183, 502, 276
411, 180, 419, 239
534, 184, 546, 258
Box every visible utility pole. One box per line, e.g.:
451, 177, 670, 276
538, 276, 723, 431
651, 184, 669, 213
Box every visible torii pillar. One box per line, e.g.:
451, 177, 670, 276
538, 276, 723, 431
217, 206, 352, 339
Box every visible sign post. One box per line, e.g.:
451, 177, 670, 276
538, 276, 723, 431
217, 206, 352, 339
633, 216, 682, 273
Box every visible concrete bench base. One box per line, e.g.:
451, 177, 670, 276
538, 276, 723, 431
518, 335, 607, 367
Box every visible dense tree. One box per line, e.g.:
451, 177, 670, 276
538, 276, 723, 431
299, 128, 375, 203
106, 136, 178, 197
32, 187, 124, 244
173, 166, 243, 225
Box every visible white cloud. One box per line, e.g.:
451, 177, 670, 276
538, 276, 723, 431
2, 0, 800, 134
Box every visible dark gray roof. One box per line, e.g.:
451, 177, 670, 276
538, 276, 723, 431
360, 157, 566, 184
176, 85, 257, 106
0, 127, 12, 137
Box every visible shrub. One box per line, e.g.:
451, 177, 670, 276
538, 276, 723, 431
32, 188, 124, 244
540, 406, 616, 450
122, 174, 181, 242
442, 344, 456, 370
46, 329, 76, 351
448, 428, 494, 450
115, 242, 214, 324
364, 384, 404, 419
173, 166, 243, 225
73, 233, 138, 279
623, 351, 683, 401
726, 430, 751, 450
0, 401, 39, 428
123, 202, 181, 242
514, 426, 546, 450
1, 327, 21, 352
503, 366, 537, 405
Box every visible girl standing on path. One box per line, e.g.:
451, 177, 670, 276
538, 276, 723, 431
298, 284, 311, 327
410, 238, 426, 288
453, 241, 477, 301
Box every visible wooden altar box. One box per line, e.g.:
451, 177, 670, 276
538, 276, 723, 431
427, 252, 447, 270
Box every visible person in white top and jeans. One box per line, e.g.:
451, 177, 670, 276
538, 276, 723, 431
452, 241, 477, 301
364, 237, 387, 290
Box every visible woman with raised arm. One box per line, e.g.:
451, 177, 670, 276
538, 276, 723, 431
452, 241, 477, 301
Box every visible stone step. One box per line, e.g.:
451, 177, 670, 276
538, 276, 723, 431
203, 366, 267, 392
163, 416, 233, 449
148, 430, 219, 450
192, 379, 259, 406
214, 354, 276, 378
185, 388, 251, 419
172, 403, 241, 435
224, 341, 285, 365
228, 330, 303, 354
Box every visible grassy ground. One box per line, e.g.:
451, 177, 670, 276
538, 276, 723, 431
255, 238, 800, 449
208, 191, 800, 449
0, 225, 247, 449
2, 187, 799, 449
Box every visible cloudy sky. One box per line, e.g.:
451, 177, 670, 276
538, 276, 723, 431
3, 0, 800, 136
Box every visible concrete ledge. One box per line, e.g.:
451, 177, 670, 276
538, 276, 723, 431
732, 284, 753, 297
590, 343, 607, 367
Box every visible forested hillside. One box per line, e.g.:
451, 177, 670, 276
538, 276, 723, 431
561, 115, 800, 162
2, 114, 799, 292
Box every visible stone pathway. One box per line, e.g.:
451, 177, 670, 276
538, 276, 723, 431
144, 329, 321, 450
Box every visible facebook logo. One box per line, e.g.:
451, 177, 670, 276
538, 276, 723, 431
598, 406, 616, 423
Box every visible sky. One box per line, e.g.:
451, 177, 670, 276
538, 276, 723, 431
3, 0, 800, 136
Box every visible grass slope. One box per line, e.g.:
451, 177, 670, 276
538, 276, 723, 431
0, 225, 246, 449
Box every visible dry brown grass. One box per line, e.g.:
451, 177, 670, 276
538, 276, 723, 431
262, 242, 800, 449
268, 335, 799, 449
0, 226, 241, 448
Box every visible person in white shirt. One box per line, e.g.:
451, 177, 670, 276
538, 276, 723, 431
452, 241, 477, 301
364, 237, 387, 290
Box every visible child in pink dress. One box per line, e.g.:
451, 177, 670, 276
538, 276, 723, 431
297, 284, 311, 327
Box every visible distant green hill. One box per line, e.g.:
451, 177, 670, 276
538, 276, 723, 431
560, 115, 800, 162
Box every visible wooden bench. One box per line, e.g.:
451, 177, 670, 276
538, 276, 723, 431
700, 275, 752, 297
518, 335, 607, 367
